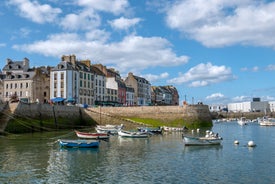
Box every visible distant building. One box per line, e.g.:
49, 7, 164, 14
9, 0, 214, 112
228, 98, 270, 112
269, 101, 275, 112
2, 58, 50, 103
151, 85, 179, 106
124, 72, 151, 106
209, 104, 228, 112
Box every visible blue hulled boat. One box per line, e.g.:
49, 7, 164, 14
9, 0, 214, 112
58, 139, 99, 148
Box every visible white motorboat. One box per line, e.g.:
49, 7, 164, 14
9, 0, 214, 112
259, 118, 275, 126
237, 117, 247, 126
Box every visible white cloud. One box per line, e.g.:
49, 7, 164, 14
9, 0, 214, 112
0, 43, 6, 47
109, 17, 142, 31
142, 72, 169, 82
206, 93, 225, 100
165, 0, 275, 48
168, 62, 235, 87
232, 95, 250, 102
77, 0, 129, 15
7, 0, 62, 23
266, 64, 275, 71
241, 66, 259, 72
60, 11, 101, 31
13, 34, 189, 73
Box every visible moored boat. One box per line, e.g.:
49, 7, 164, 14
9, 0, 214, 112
259, 118, 275, 126
237, 117, 247, 126
95, 124, 124, 134
137, 127, 163, 134
162, 126, 188, 132
58, 139, 99, 148
118, 130, 149, 138
182, 131, 222, 146
75, 130, 110, 139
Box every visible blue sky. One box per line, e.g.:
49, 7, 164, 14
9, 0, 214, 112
1, 0, 275, 105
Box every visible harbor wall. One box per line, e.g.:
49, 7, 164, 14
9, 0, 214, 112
0, 103, 212, 133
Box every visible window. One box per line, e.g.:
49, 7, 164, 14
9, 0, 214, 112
84, 73, 86, 79
80, 80, 83, 87
26, 83, 29, 88
54, 73, 57, 80
15, 83, 17, 89
44, 92, 47, 97
54, 82, 57, 88
20, 83, 23, 88
20, 91, 22, 97
10, 83, 13, 89
61, 73, 64, 80
6, 84, 8, 89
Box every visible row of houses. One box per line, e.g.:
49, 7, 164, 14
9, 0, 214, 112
0, 55, 179, 106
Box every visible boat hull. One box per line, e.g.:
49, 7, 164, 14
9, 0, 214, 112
118, 130, 149, 138
58, 139, 99, 148
183, 136, 222, 146
75, 130, 109, 139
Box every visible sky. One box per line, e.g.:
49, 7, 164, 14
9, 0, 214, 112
1, 0, 275, 105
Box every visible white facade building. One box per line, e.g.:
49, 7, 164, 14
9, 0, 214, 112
228, 101, 270, 112
269, 101, 275, 112
50, 55, 96, 105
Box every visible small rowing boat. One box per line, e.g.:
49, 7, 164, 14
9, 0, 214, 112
58, 139, 99, 148
118, 130, 149, 138
75, 130, 110, 139
182, 131, 222, 146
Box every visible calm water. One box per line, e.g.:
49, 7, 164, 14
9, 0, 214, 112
1, 122, 275, 184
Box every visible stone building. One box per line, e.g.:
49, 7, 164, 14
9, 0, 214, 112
51, 55, 96, 105
1, 58, 50, 103
151, 85, 179, 106
124, 72, 151, 106
93, 64, 126, 106
91, 66, 106, 105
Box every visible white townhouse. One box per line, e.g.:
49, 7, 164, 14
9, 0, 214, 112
50, 55, 95, 105
91, 66, 106, 105
126, 86, 135, 106
106, 77, 118, 103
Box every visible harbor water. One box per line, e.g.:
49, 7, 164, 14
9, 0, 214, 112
1, 121, 275, 184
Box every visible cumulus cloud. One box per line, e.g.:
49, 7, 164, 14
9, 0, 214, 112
206, 93, 225, 100
168, 62, 235, 87
165, 0, 275, 48
142, 72, 169, 82
13, 34, 189, 73
77, 0, 129, 15
232, 95, 251, 102
60, 11, 101, 31
7, 0, 62, 23
109, 17, 142, 31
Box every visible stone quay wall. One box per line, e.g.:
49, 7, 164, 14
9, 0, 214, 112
0, 103, 212, 133
88, 104, 212, 123
13, 103, 85, 119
